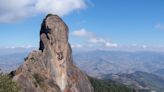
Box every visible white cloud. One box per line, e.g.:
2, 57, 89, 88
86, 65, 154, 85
88, 38, 106, 43
105, 42, 118, 48
142, 45, 147, 49
88, 37, 118, 48
35, 0, 86, 16
20, 45, 35, 49
71, 44, 83, 48
131, 44, 137, 47
155, 23, 164, 30
0, 0, 86, 23
72, 28, 93, 37
89, 37, 118, 48
72, 28, 118, 48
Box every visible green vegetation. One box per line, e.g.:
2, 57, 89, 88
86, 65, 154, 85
89, 76, 135, 92
0, 73, 20, 92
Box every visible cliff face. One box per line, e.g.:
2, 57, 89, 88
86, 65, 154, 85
13, 14, 94, 92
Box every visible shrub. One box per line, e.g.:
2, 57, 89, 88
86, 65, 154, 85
0, 73, 20, 92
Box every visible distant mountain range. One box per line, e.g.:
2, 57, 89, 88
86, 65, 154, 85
0, 52, 27, 72
1, 49, 164, 77
1, 49, 164, 92
104, 71, 164, 92
0, 47, 35, 72
73, 50, 164, 78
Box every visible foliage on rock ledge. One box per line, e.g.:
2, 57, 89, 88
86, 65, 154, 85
0, 73, 20, 92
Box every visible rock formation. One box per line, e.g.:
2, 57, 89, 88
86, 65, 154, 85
13, 14, 94, 92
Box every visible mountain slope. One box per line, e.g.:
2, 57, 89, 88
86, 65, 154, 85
104, 71, 164, 92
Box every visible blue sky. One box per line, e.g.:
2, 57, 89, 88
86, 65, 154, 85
0, 0, 164, 51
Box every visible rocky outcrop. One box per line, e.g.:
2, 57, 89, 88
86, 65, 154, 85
13, 14, 94, 92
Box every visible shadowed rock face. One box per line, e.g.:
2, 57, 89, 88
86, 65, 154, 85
13, 14, 94, 92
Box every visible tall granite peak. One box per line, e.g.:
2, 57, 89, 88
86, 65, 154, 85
13, 14, 94, 92
39, 14, 68, 51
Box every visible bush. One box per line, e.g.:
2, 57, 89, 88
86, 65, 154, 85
0, 73, 20, 92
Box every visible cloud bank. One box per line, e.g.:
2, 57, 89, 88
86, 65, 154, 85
71, 28, 118, 49
0, 0, 86, 23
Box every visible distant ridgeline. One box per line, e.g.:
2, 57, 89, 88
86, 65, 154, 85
103, 71, 164, 92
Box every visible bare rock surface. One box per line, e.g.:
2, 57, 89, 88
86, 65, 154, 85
13, 14, 94, 92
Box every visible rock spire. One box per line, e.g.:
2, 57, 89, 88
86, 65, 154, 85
13, 14, 94, 92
